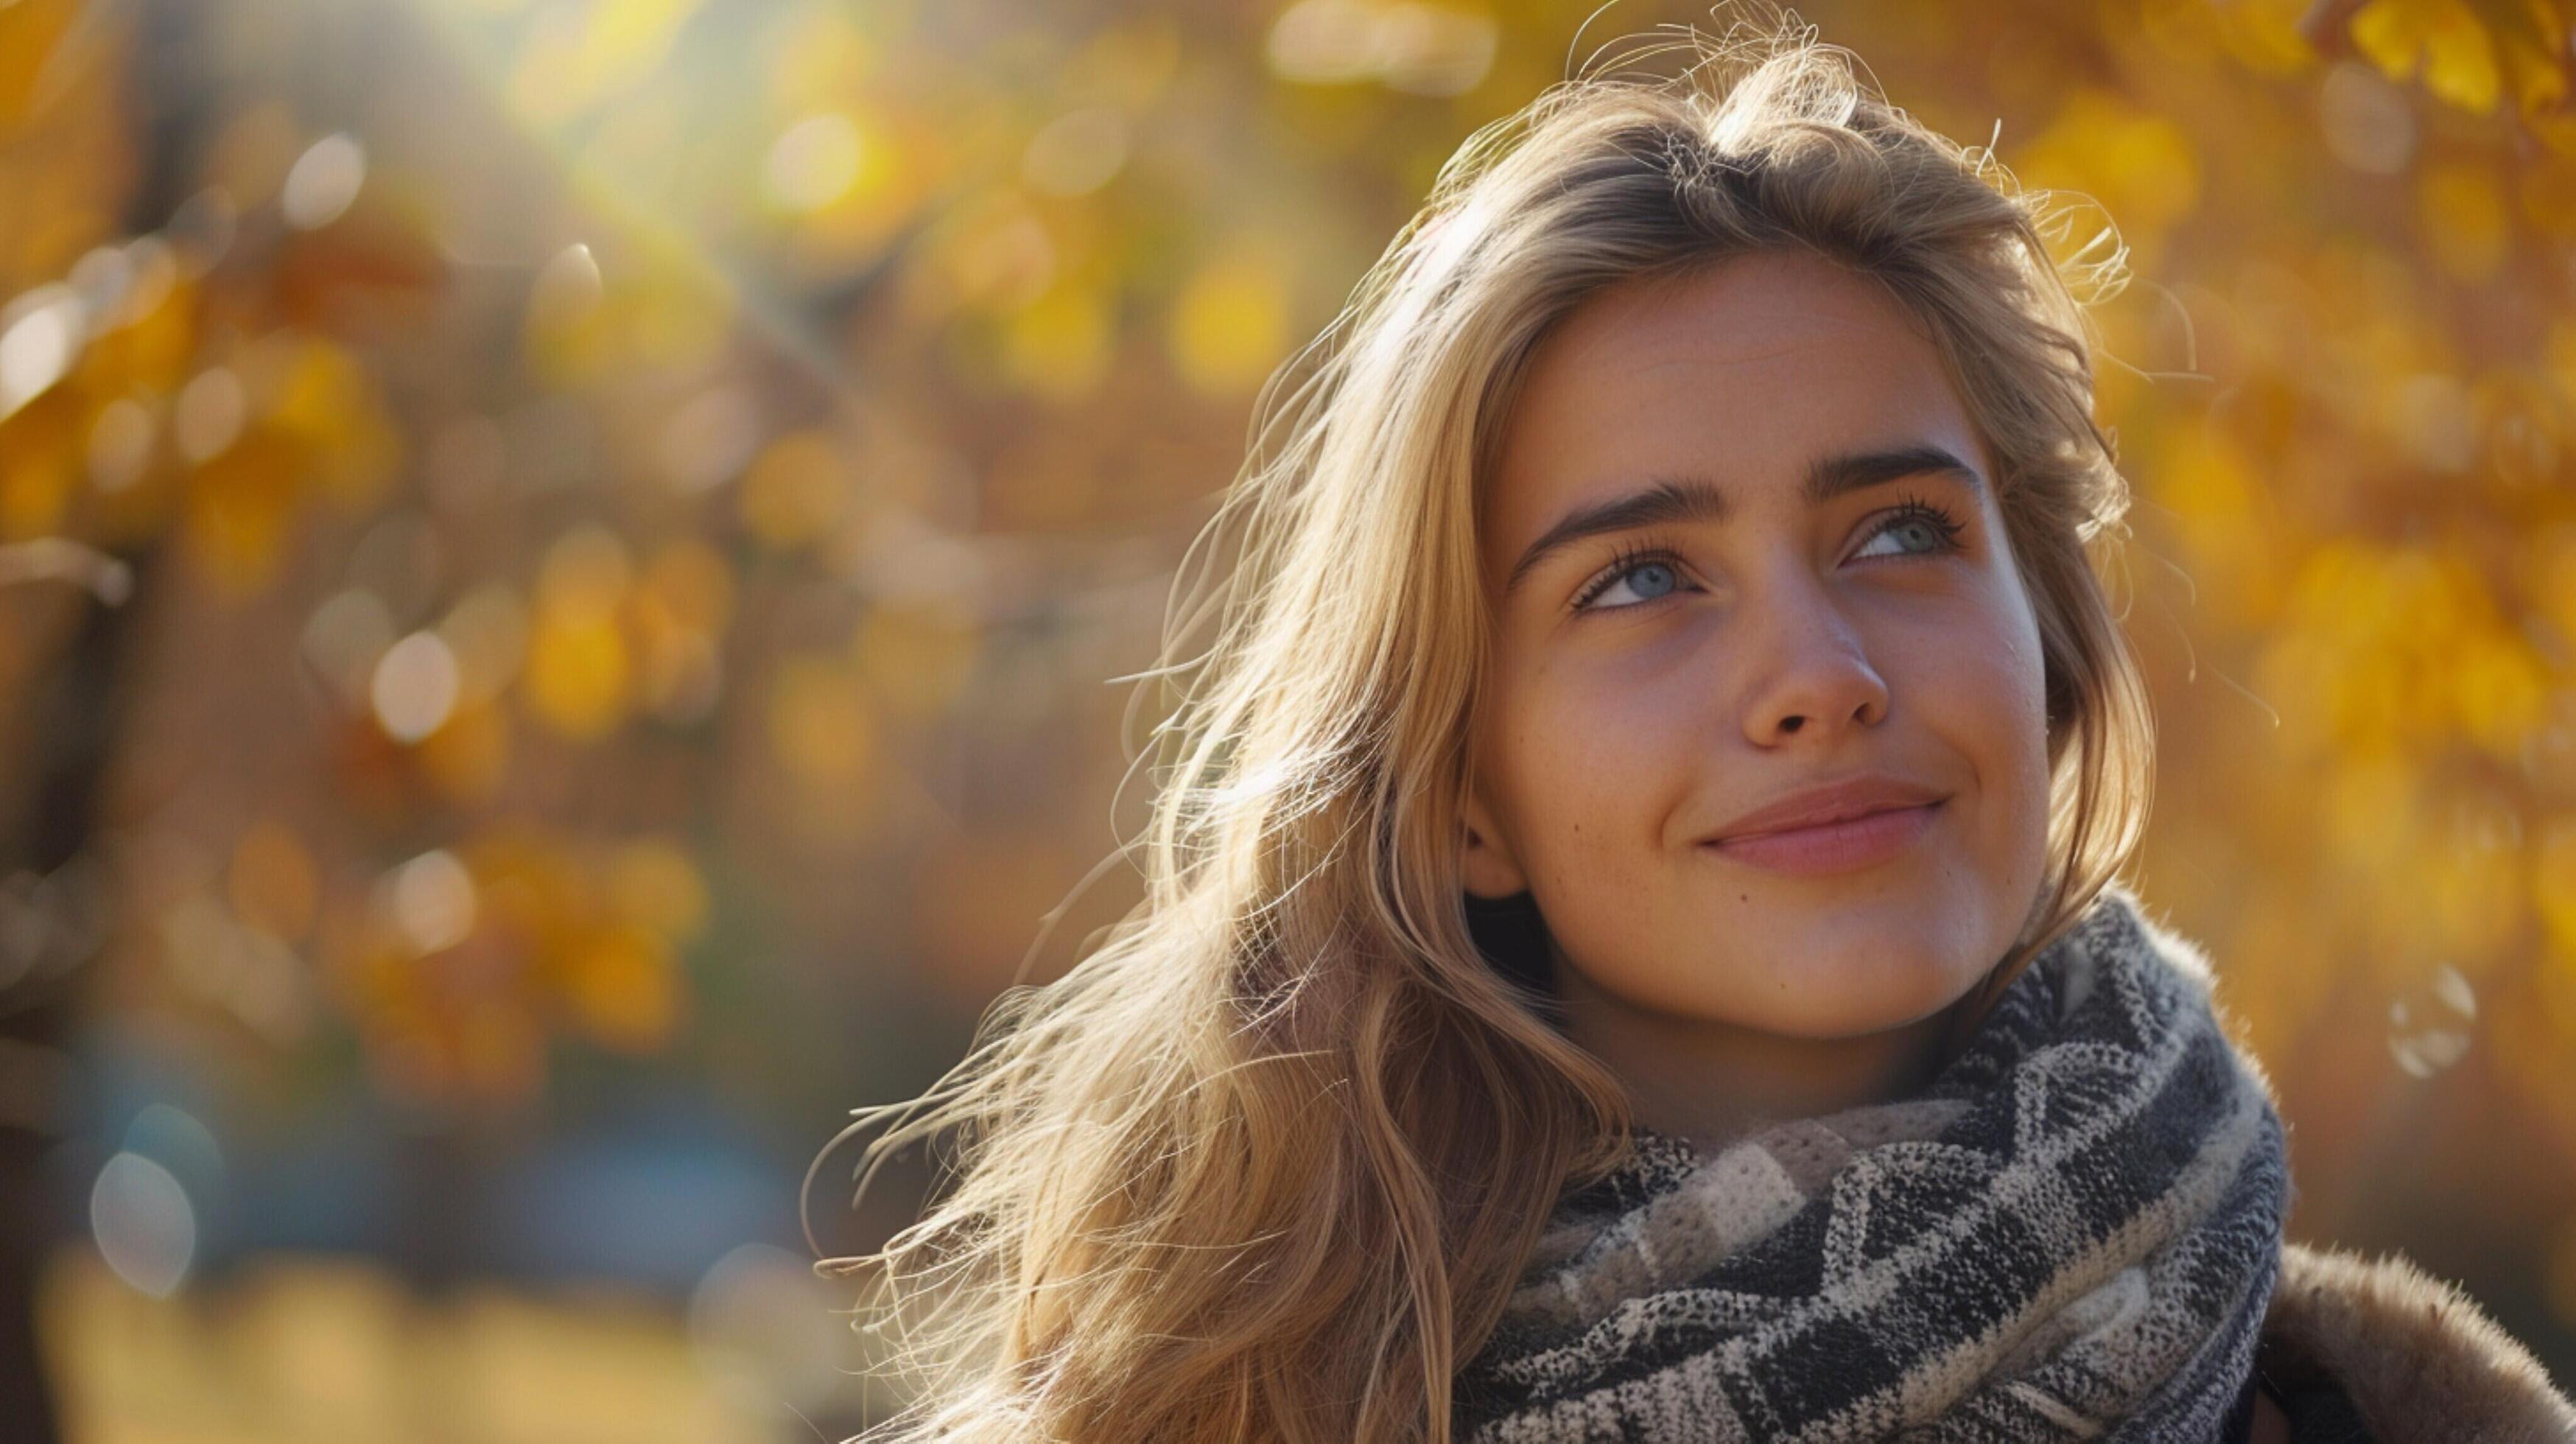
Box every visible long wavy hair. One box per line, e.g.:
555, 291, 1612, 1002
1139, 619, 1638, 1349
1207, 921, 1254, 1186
814, 7, 2156, 1440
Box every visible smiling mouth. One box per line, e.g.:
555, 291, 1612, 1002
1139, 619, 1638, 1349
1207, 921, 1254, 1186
1701, 799, 1945, 875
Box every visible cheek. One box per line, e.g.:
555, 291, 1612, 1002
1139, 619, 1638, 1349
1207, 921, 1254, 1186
1923, 626, 2045, 742
1486, 656, 1696, 863
1890, 599, 2054, 837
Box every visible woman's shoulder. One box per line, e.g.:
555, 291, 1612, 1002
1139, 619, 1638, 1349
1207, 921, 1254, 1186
2253, 1239, 2576, 1443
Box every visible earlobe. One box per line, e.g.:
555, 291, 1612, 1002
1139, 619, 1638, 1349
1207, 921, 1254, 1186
1459, 791, 1530, 900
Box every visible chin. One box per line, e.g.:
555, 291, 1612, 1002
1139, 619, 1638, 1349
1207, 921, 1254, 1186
1749, 946, 1984, 1036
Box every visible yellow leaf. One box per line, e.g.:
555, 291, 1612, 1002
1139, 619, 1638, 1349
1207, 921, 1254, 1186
96, 264, 197, 397
2533, 813, 2576, 953
2009, 91, 2200, 270
2535, 109, 2576, 160
2351, 0, 2503, 113
0, 388, 78, 541
2211, 0, 2317, 74
419, 696, 513, 805
2525, 158, 2576, 236
2417, 161, 2513, 278
606, 837, 707, 945
2496, 23, 2571, 119
1168, 251, 1291, 396
738, 430, 850, 551
0, 0, 76, 129
1003, 286, 1115, 402
523, 608, 628, 741
269, 339, 400, 508
626, 539, 730, 723
184, 431, 304, 599
2449, 627, 2550, 757
561, 923, 681, 1054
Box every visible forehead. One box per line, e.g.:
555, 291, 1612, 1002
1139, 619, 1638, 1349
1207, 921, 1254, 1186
1482, 251, 1988, 568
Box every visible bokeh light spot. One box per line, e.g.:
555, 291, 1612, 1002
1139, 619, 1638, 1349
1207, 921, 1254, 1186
89, 1152, 195, 1299
281, 133, 365, 230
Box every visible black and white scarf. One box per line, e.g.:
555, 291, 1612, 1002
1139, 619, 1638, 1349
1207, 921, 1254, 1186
1453, 883, 2290, 1442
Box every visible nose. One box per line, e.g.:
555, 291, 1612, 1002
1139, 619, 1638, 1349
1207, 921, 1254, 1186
1736, 575, 1890, 746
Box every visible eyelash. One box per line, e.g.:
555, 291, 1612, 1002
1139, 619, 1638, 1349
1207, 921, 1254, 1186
1568, 494, 1969, 613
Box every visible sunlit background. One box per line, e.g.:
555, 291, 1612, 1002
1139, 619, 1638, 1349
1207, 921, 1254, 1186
1, 0, 2573, 1437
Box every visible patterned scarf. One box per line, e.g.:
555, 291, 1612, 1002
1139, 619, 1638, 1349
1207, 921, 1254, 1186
1453, 883, 2291, 1442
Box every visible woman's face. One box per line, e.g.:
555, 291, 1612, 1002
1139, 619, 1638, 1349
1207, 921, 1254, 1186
1463, 249, 2053, 1041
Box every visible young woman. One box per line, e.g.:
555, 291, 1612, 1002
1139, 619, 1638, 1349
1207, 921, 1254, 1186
819, 11, 2576, 1441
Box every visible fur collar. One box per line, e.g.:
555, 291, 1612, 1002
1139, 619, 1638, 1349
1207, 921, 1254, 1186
2261, 1241, 2576, 1442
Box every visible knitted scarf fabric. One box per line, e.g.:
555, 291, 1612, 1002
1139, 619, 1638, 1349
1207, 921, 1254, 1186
1453, 885, 2291, 1443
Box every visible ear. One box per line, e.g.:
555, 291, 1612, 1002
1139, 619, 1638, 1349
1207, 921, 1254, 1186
1459, 783, 1531, 900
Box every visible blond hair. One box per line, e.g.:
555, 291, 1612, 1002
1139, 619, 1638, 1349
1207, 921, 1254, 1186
815, 7, 2155, 1439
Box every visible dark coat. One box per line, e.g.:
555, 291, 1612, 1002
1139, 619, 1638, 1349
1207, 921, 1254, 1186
2253, 1241, 2576, 1443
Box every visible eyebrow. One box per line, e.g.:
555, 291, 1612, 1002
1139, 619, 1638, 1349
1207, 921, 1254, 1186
1501, 444, 1987, 598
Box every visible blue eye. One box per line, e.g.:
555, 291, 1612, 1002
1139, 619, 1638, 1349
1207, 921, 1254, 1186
1568, 497, 1968, 615
1631, 561, 1678, 597
1858, 516, 1950, 558
1858, 496, 1968, 560
1579, 558, 1680, 610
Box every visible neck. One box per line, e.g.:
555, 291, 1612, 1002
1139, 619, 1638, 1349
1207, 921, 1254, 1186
1554, 961, 1979, 1154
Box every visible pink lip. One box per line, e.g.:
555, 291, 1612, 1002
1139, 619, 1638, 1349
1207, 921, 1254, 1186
1703, 799, 1944, 875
